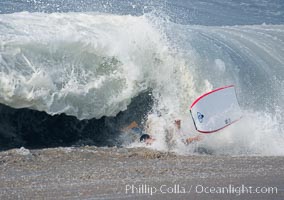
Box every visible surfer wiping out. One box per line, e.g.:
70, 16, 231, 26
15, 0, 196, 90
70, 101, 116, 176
122, 85, 242, 148
122, 120, 201, 146
121, 121, 155, 145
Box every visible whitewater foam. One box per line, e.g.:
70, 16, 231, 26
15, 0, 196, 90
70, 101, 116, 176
0, 12, 192, 120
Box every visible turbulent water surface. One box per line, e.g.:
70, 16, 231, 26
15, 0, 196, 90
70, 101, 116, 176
0, 0, 283, 155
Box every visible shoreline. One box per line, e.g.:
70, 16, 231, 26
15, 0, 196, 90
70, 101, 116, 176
1, 146, 284, 199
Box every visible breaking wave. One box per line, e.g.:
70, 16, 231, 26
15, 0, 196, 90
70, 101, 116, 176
0, 10, 283, 155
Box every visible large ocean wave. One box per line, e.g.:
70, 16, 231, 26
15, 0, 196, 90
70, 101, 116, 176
0, 8, 283, 155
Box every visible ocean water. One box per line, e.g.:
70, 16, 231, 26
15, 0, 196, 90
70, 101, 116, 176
0, 0, 283, 155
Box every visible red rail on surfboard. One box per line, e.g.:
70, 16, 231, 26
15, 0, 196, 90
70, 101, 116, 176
190, 85, 242, 133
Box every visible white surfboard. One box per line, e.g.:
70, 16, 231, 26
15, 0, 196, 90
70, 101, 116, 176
190, 85, 242, 133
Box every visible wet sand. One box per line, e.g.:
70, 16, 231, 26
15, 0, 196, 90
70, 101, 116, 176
0, 146, 283, 199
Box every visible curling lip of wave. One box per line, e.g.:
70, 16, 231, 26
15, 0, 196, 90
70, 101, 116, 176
0, 12, 171, 119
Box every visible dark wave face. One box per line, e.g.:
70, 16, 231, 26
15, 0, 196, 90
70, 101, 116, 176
0, 91, 153, 150
0, 0, 283, 155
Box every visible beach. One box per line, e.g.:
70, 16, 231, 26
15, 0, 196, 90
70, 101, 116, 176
1, 146, 283, 199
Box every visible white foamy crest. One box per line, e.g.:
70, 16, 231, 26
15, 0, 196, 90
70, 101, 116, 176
0, 12, 192, 119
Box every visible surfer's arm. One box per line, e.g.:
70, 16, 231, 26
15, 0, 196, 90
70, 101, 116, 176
122, 121, 139, 131
185, 135, 202, 144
